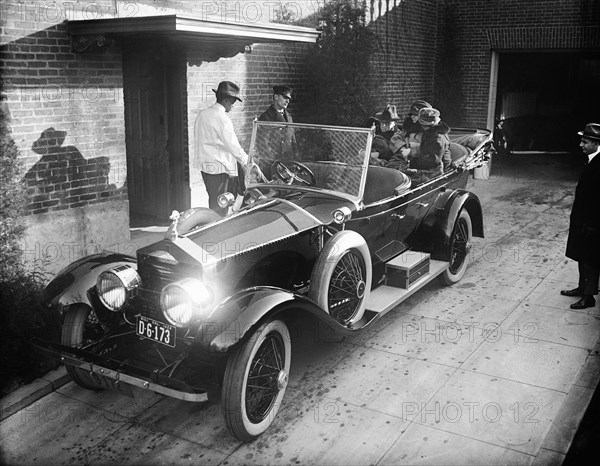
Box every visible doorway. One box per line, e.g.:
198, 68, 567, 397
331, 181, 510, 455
494, 50, 600, 152
122, 41, 189, 226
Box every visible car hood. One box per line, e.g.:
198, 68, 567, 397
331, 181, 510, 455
180, 196, 351, 264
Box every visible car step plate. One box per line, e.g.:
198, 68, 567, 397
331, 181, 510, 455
366, 259, 448, 315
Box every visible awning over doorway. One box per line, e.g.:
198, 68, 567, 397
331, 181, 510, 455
67, 14, 320, 59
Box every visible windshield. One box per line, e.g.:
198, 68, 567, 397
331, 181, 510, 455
247, 121, 374, 199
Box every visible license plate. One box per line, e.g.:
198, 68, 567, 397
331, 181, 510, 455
136, 315, 175, 347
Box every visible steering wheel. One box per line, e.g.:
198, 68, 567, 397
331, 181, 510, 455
271, 161, 316, 186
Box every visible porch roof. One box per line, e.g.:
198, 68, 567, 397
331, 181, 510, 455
67, 14, 320, 57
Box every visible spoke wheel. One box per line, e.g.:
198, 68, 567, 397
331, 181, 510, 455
440, 210, 472, 285
309, 231, 372, 326
328, 250, 368, 324
61, 305, 105, 390
222, 320, 291, 441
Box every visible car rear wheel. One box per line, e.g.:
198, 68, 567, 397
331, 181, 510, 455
309, 231, 372, 326
222, 319, 291, 441
61, 305, 105, 390
440, 210, 472, 285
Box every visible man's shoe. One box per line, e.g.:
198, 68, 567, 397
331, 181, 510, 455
561, 287, 584, 297
570, 296, 596, 310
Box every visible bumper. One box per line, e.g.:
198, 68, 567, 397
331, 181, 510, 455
32, 338, 208, 402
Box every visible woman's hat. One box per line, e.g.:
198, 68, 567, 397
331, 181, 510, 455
578, 123, 600, 141
408, 100, 431, 116
418, 107, 441, 126
374, 104, 400, 122
213, 81, 242, 102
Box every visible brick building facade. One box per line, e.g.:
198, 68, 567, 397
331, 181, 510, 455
1, 0, 598, 274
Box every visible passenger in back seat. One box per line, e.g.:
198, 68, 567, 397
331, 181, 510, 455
410, 107, 452, 172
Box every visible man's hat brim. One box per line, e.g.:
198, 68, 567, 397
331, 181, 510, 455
578, 131, 600, 141
213, 89, 242, 102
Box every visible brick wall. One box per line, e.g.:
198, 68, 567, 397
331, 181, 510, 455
1, 9, 127, 216
434, 0, 600, 128
367, 0, 439, 116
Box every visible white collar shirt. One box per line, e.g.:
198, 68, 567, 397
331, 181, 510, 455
193, 103, 249, 176
588, 146, 600, 164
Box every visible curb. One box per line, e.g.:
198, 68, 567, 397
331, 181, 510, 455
0, 367, 70, 422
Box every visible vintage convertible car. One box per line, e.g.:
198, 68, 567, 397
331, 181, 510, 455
35, 120, 493, 440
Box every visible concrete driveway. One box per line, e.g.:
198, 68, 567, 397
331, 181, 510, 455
2, 152, 599, 465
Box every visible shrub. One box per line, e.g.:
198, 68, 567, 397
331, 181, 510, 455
307, 0, 382, 126
0, 102, 61, 395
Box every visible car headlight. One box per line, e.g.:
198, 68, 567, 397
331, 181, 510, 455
96, 265, 141, 311
332, 206, 352, 224
160, 278, 213, 327
217, 192, 235, 209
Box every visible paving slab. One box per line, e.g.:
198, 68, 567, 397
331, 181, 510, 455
229, 391, 410, 466
462, 332, 589, 392
378, 422, 534, 465
418, 370, 566, 455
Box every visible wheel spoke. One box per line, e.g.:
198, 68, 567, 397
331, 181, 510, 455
328, 250, 366, 323
245, 333, 286, 423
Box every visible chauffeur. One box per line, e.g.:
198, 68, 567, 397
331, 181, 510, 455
561, 123, 600, 309
258, 85, 297, 158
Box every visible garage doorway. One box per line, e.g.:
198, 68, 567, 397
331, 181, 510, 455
123, 41, 189, 226
494, 50, 600, 153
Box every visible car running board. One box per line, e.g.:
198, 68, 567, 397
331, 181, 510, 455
348, 252, 449, 331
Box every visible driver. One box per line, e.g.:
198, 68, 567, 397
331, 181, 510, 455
258, 85, 298, 159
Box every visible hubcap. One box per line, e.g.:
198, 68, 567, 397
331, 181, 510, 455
356, 280, 366, 299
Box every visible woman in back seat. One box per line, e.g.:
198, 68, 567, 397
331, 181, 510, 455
410, 107, 452, 172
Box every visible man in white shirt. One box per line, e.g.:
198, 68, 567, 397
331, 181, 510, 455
193, 81, 249, 216
561, 123, 600, 309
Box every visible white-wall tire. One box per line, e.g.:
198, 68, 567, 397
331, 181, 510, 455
222, 319, 291, 441
309, 230, 372, 326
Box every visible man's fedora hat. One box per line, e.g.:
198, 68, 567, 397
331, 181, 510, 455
273, 85, 292, 99
578, 123, 600, 141
374, 104, 400, 122
213, 81, 242, 102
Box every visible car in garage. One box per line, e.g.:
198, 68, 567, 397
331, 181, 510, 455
35, 120, 493, 441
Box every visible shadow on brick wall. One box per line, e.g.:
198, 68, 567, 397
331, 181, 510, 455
24, 127, 123, 213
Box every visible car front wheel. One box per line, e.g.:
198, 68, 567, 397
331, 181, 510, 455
440, 209, 472, 285
61, 304, 105, 390
222, 319, 291, 441
309, 230, 372, 326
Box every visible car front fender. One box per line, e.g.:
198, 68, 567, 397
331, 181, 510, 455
195, 286, 335, 353
42, 252, 137, 310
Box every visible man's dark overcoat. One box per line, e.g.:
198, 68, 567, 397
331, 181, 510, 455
566, 153, 600, 266
258, 105, 297, 158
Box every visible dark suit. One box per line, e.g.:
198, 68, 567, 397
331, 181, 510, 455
258, 105, 297, 158
565, 152, 600, 294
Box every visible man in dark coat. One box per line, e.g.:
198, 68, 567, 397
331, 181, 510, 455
561, 123, 600, 309
258, 85, 297, 158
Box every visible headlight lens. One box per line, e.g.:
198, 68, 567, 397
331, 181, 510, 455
333, 206, 352, 224
217, 192, 235, 209
160, 278, 212, 327
96, 265, 141, 311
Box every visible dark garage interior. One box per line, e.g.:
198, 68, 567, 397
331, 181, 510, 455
495, 50, 600, 153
